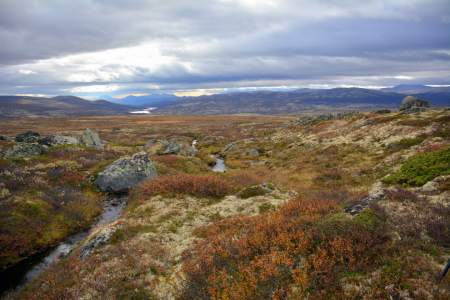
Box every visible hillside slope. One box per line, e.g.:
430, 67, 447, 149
0, 96, 135, 119
152, 87, 450, 115
1, 109, 449, 299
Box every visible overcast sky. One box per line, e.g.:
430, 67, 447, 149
0, 0, 449, 99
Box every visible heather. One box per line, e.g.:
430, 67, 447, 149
0, 110, 449, 299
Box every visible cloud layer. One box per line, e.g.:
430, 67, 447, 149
0, 0, 449, 98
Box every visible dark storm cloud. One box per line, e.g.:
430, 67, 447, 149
0, 0, 449, 96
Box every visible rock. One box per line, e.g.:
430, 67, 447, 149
38, 134, 82, 147
398, 96, 430, 111
248, 148, 260, 157
146, 140, 196, 157
95, 151, 158, 193
5, 143, 45, 158
371, 109, 391, 114
15, 130, 40, 143
0, 135, 11, 141
294, 111, 360, 126
79, 227, 118, 259
221, 142, 235, 152
401, 107, 431, 115
79, 128, 106, 149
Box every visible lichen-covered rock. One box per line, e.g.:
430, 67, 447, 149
398, 96, 430, 111
80, 128, 106, 149
145, 139, 196, 157
248, 148, 260, 157
15, 130, 40, 143
38, 134, 81, 147
5, 143, 45, 158
0, 135, 11, 141
95, 151, 158, 193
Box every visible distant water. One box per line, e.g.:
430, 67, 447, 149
130, 107, 156, 114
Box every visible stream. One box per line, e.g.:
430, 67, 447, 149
0, 193, 127, 297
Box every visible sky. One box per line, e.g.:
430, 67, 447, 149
0, 0, 449, 99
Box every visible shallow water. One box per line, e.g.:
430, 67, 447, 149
0, 193, 127, 296
211, 155, 226, 172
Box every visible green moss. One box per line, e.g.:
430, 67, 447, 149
381, 145, 450, 187
238, 186, 267, 199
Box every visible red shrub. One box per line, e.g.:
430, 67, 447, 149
141, 174, 235, 199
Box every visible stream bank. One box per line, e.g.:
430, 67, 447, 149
0, 193, 127, 297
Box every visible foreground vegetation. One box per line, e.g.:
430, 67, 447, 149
1, 110, 449, 299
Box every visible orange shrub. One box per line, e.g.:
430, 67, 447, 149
141, 174, 235, 199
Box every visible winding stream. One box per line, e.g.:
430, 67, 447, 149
0, 193, 127, 296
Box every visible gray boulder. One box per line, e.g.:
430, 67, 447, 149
38, 134, 82, 147
0, 135, 11, 141
398, 96, 430, 111
15, 130, 40, 143
79, 128, 106, 149
248, 148, 260, 157
145, 139, 196, 157
95, 151, 158, 193
5, 143, 45, 158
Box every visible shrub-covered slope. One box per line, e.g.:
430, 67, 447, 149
1, 110, 449, 299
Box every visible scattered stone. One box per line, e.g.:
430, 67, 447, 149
294, 111, 360, 126
371, 109, 391, 114
5, 143, 45, 158
95, 151, 158, 193
80, 128, 106, 149
354, 119, 374, 128
248, 148, 260, 157
221, 142, 235, 152
0, 135, 11, 141
398, 96, 430, 111
15, 130, 40, 143
146, 139, 196, 157
38, 134, 82, 147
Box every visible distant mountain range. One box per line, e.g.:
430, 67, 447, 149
149, 86, 450, 115
0, 95, 135, 119
0, 85, 449, 119
98, 94, 180, 106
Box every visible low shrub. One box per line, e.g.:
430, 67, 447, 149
141, 174, 235, 199
386, 136, 426, 152
381, 145, 450, 187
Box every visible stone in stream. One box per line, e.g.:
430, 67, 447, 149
95, 151, 158, 193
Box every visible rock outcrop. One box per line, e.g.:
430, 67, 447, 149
38, 134, 82, 147
398, 96, 430, 111
5, 143, 45, 158
145, 140, 196, 157
95, 151, 158, 193
15, 130, 40, 143
294, 111, 360, 126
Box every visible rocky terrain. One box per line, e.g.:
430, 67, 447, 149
0, 97, 449, 299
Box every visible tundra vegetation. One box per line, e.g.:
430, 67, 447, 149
0, 111, 449, 299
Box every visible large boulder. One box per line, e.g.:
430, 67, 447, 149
38, 134, 82, 147
398, 96, 430, 111
145, 139, 196, 157
15, 130, 40, 143
5, 143, 45, 158
79, 128, 106, 149
95, 151, 157, 193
